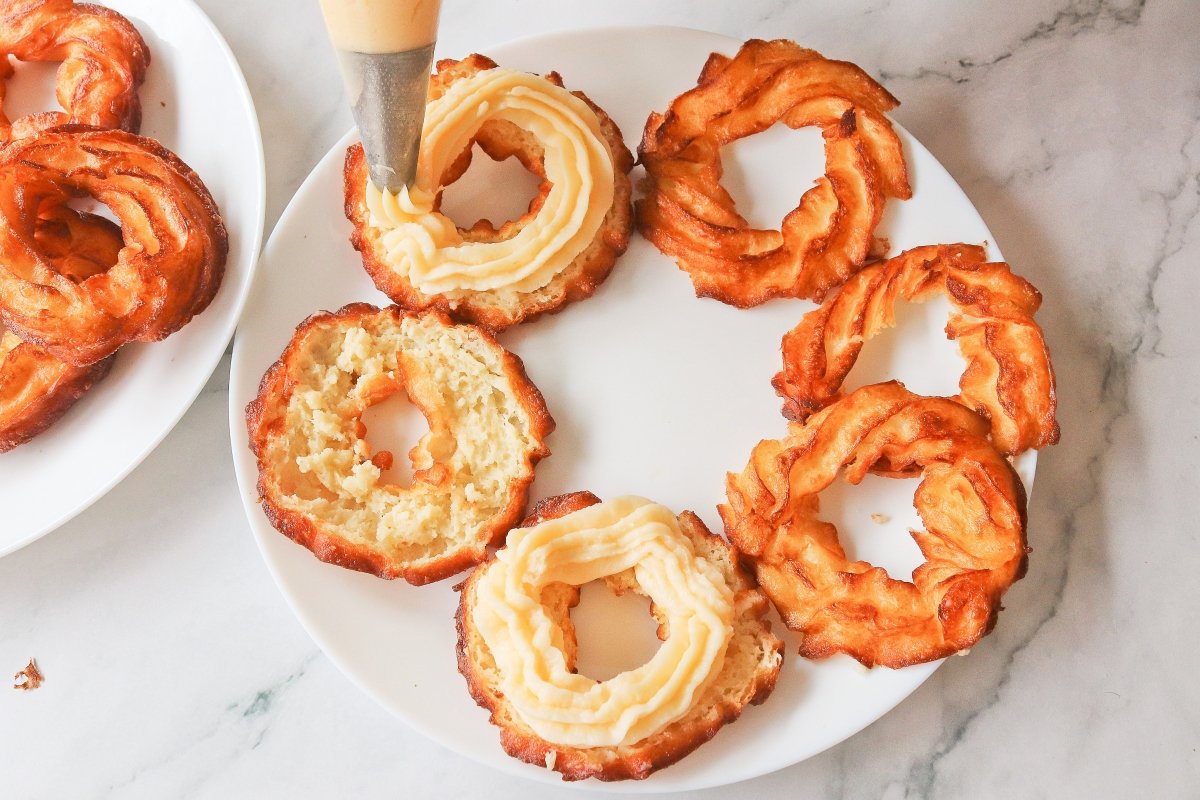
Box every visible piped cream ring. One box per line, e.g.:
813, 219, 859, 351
469, 496, 734, 748
364, 66, 615, 296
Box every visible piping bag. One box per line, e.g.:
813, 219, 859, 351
319, 0, 443, 192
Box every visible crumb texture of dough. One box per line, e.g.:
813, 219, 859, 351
247, 303, 553, 584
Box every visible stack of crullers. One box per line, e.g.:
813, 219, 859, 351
0, 0, 228, 453
248, 39, 1059, 781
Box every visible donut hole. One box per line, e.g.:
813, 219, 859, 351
358, 387, 431, 488
819, 472, 926, 581
721, 124, 826, 230
569, 580, 663, 681
439, 144, 545, 233
63, 196, 122, 227
33, 195, 124, 283
1, 57, 61, 122
841, 295, 964, 398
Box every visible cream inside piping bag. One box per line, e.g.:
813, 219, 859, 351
319, 0, 444, 191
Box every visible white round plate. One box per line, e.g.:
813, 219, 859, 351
0, 0, 265, 557
230, 27, 1034, 791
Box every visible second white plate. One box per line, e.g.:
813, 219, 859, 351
230, 26, 1033, 791
0, 0, 265, 556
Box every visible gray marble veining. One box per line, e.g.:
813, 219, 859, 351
1, 0, 1197, 797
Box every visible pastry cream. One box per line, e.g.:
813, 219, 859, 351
364, 67, 615, 296
471, 497, 735, 748
319, 0, 442, 53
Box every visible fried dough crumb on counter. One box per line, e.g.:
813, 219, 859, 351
13, 658, 44, 690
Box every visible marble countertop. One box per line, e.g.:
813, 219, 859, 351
3, 0, 1198, 796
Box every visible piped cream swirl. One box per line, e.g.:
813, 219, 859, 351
471, 497, 734, 748
364, 66, 615, 296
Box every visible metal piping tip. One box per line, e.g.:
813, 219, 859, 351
336, 43, 435, 193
